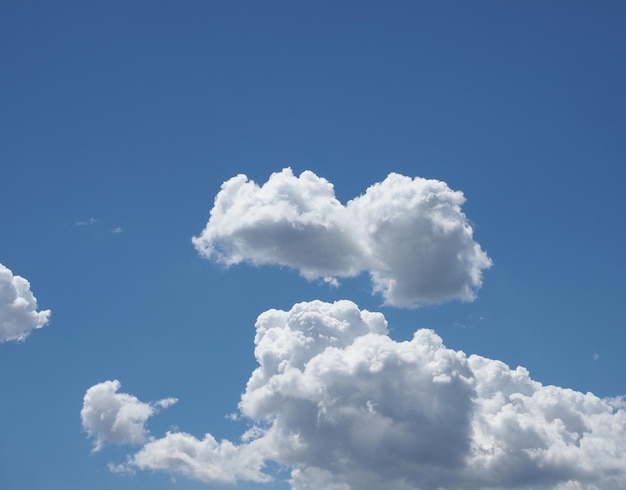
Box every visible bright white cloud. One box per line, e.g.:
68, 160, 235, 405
81, 380, 177, 452
192, 168, 492, 307
126, 431, 272, 484
108, 301, 626, 489
0, 263, 51, 343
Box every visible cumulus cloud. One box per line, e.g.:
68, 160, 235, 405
0, 263, 51, 343
107, 301, 626, 489
81, 380, 177, 452
126, 430, 272, 484
192, 168, 492, 307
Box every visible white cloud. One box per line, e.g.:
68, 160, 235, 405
75, 217, 97, 226
109, 301, 626, 489
192, 168, 492, 307
0, 263, 51, 343
126, 431, 272, 484
81, 380, 177, 452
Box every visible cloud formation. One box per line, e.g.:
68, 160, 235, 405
0, 263, 51, 343
81, 380, 177, 452
105, 301, 626, 489
75, 217, 97, 226
126, 430, 272, 484
192, 168, 492, 307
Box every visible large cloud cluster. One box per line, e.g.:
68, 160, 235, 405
93, 301, 626, 489
192, 169, 492, 307
0, 263, 51, 343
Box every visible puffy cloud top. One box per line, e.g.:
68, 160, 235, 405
107, 301, 626, 489
81, 380, 177, 452
0, 263, 51, 343
192, 168, 492, 307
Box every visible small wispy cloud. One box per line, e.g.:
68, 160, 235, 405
112, 227, 123, 234
75, 217, 97, 226
322, 276, 340, 288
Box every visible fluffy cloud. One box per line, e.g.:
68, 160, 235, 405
81, 380, 177, 452
107, 301, 626, 489
126, 430, 272, 484
0, 263, 51, 343
192, 169, 492, 307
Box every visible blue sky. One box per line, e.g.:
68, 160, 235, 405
1, 2, 625, 489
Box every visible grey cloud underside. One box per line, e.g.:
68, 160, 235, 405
100, 301, 626, 489
228, 221, 360, 277
0, 263, 50, 343
192, 169, 492, 307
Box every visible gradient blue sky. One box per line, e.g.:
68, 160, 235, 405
1, 2, 625, 489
